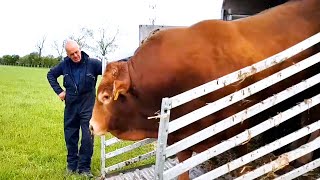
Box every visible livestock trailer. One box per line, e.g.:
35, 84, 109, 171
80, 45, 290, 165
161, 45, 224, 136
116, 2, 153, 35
99, 1, 320, 179
221, 0, 287, 20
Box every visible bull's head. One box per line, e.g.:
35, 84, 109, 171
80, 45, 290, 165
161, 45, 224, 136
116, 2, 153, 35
89, 60, 159, 140
89, 61, 130, 136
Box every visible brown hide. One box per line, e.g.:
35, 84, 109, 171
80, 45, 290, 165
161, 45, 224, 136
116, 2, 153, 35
290, 104, 320, 166
90, 0, 320, 179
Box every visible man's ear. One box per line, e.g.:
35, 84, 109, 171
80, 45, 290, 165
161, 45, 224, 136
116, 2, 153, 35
112, 63, 130, 101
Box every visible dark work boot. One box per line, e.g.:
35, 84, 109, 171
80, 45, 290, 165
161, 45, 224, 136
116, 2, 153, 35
79, 170, 94, 178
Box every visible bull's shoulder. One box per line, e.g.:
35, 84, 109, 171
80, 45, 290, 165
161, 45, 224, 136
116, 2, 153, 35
190, 19, 240, 37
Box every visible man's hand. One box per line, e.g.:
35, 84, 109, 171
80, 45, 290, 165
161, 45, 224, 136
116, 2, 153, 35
58, 91, 66, 101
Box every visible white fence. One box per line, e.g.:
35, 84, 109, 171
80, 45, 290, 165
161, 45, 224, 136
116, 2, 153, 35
100, 32, 320, 179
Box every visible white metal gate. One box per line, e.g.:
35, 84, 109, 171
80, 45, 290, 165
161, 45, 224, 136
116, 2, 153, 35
100, 32, 320, 179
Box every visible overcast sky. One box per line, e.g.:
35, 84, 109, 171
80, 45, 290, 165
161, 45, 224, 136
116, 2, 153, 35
0, 0, 223, 60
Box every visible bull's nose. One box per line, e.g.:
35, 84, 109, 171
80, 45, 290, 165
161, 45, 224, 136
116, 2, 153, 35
89, 124, 94, 135
89, 118, 106, 136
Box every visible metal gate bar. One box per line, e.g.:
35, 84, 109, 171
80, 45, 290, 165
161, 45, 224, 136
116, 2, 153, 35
195, 120, 320, 180
163, 93, 320, 179
235, 137, 320, 180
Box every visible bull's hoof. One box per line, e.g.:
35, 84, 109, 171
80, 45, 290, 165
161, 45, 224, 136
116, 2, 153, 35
292, 160, 305, 168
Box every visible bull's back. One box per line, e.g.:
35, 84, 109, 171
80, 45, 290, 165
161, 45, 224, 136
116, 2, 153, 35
175, 0, 320, 154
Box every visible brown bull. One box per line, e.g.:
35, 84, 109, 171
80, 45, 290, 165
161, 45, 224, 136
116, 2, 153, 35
290, 104, 320, 167
90, 0, 320, 179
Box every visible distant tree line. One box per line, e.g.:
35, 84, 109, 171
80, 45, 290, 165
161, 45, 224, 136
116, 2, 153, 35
0, 26, 119, 68
0, 53, 60, 68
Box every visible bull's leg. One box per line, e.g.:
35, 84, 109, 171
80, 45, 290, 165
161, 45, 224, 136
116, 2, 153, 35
234, 130, 251, 176
295, 130, 320, 166
226, 121, 249, 157
290, 135, 309, 167
176, 150, 193, 180
292, 109, 319, 167
235, 143, 248, 157
289, 136, 309, 152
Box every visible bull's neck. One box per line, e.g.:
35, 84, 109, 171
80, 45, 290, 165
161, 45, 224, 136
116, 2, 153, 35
127, 59, 163, 116
127, 60, 135, 94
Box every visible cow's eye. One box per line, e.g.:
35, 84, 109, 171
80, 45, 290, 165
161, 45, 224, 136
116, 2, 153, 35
118, 94, 126, 102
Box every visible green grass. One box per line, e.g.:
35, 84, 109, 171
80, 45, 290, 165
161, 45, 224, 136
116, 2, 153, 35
0, 65, 154, 180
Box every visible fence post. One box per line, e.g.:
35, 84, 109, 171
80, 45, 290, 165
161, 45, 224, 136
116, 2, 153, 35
100, 56, 108, 177
100, 135, 106, 178
227, 8, 233, 21
155, 98, 172, 180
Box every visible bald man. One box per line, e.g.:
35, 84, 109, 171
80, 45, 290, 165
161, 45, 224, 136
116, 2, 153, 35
47, 40, 102, 177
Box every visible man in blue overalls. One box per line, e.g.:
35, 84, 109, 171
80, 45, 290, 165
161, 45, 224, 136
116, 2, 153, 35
47, 40, 102, 177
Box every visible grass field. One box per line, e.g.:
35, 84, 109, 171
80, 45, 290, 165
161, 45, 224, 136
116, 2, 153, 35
0, 65, 154, 180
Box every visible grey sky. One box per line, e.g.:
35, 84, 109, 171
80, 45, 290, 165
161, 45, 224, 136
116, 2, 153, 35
0, 0, 223, 60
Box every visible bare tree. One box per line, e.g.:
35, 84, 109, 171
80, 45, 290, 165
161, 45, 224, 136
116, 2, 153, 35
95, 28, 118, 59
35, 35, 47, 58
148, 1, 157, 25
69, 27, 94, 50
52, 40, 66, 59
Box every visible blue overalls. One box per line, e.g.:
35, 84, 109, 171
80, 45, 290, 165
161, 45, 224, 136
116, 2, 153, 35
47, 51, 102, 172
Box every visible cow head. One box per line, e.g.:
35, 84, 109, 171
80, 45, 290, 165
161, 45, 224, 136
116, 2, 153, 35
89, 60, 159, 140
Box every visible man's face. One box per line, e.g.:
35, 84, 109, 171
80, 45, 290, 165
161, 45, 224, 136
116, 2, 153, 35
67, 46, 82, 63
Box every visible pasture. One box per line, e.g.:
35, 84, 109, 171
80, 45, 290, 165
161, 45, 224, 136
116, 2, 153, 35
0, 65, 154, 180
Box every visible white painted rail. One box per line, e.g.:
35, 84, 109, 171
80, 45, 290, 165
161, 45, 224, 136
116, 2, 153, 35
105, 151, 156, 173
194, 120, 320, 180
105, 138, 155, 159
235, 137, 320, 180
104, 137, 122, 147
166, 71, 320, 158
163, 93, 320, 180
274, 158, 320, 180
168, 52, 320, 134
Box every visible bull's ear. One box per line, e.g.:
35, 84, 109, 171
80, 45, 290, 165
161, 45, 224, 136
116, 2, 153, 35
112, 63, 130, 101
113, 80, 129, 100
98, 90, 111, 104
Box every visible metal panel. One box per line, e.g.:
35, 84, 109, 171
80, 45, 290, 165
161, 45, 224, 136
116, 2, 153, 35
105, 151, 156, 173
274, 158, 320, 180
101, 135, 106, 177
194, 120, 320, 180
104, 158, 179, 180
222, 0, 280, 15
105, 137, 122, 147
141, 168, 153, 179
235, 137, 320, 180
105, 138, 156, 159
166, 72, 320, 158
102, 56, 108, 73
170, 32, 320, 109
101, 57, 107, 178
163, 93, 320, 179
139, 25, 177, 45
168, 52, 320, 134
155, 98, 172, 180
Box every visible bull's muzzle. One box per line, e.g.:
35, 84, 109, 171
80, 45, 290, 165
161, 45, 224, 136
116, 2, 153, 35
89, 124, 94, 136
89, 118, 106, 136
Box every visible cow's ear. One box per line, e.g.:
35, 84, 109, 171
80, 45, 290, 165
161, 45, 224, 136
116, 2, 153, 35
113, 80, 130, 100
98, 89, 111, 104
112, 63, 130, 101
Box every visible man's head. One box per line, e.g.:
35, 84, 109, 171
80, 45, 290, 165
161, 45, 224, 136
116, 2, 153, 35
65, 40, 81, 63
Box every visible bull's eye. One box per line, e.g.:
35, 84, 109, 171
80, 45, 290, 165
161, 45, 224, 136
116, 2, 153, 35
118, 94, 126, 102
